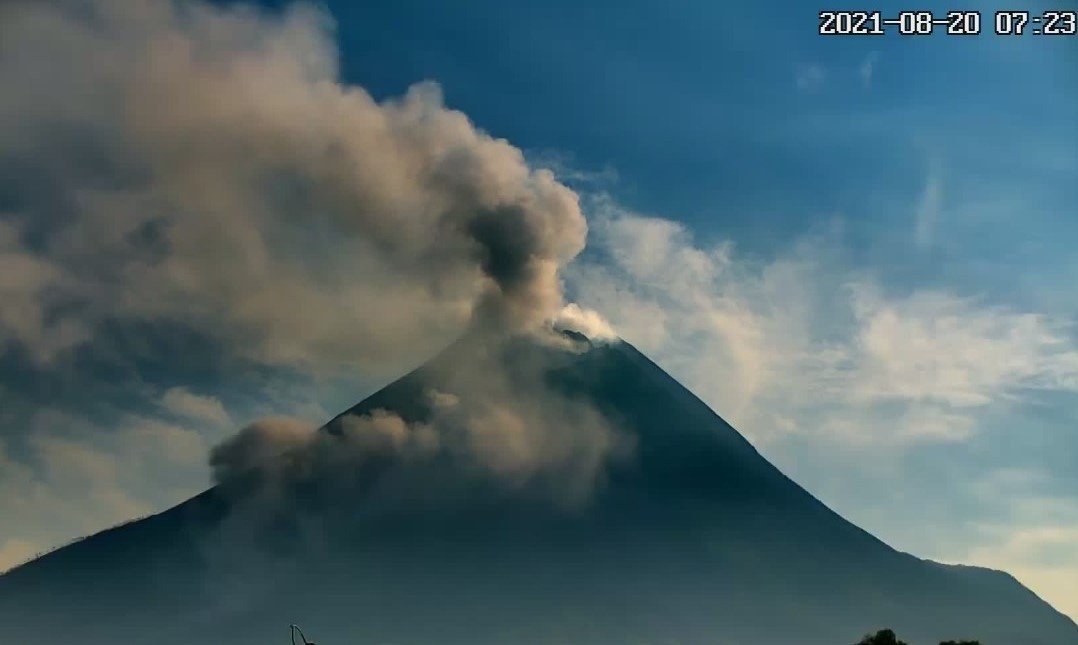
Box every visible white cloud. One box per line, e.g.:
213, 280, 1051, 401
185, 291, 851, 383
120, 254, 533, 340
552, 303, 618, 341
0, 408, 216, 572
942, 491, 1078, 624
848, 283, 1078, 408
0, 538, 38, 574
570, 200, 1078, 620
571, 201, 1078, 447
0, 222, 89, 363
161, 387, 232, 428
1004, 563, 1078, 625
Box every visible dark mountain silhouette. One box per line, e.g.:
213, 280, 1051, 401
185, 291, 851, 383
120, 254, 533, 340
1, 332, 1076, 645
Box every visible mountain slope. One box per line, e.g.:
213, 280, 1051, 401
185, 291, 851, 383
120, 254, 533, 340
1, 332, 1076, 645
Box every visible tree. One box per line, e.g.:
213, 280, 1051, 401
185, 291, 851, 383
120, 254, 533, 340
857, 629, 908, 645
854, 629, 983, 645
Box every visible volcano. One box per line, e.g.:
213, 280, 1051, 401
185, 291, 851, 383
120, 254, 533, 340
1, 332, 1076, 645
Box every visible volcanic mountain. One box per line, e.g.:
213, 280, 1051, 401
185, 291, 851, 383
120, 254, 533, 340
1, 331, 1076, 645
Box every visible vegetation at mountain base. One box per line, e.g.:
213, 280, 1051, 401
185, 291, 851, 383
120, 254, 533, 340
856, 628, 982, 645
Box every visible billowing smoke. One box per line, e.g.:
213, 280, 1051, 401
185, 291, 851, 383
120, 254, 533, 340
3, 0, 626, 631
209, 336, 632, 518
209, 417, 316, 486
0, 0, 626, 572
553, 303, 619, 341
0, 0, 594, 373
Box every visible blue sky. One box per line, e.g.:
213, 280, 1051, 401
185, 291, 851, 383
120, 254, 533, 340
1, 0, 1076, 624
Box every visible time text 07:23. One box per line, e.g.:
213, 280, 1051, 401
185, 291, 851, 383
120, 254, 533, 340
818, 10, 1077, 36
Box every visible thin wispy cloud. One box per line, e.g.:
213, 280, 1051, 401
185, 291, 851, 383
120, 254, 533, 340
914, 157, 944, 249
572, 199, 1078, 446
794, 63, 827, 91
568, 197, 1078, 616
859, 52, 880, 89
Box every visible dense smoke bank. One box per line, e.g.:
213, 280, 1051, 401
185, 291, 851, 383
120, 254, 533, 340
0, 0, 599, 374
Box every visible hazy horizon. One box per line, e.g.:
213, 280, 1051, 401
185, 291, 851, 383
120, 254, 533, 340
1, 0, 1076, 627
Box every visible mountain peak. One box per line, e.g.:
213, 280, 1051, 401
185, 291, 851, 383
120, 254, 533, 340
2, 334, 1076, 645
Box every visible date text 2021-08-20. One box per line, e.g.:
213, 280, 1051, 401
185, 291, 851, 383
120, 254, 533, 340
818, 10, 1076, 36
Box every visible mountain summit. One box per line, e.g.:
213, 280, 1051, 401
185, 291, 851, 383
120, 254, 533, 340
2, 331, 1076, 645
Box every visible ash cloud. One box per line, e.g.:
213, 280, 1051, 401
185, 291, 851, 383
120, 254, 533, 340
0, 0, 590, 375
195, 332, 630, 620
0, 0, 628, 583
209, 417, 316, 487
209, 335, 632, 516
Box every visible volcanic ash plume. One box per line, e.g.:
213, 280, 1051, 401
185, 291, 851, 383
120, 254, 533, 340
0, 0, 594, 373
0, 0, 626, 553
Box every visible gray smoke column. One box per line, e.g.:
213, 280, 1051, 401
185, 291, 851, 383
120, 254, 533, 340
0, 0, 590, 371
208, 417, 316, 486
208, 338, 632, 513
0, 1, 627, 562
